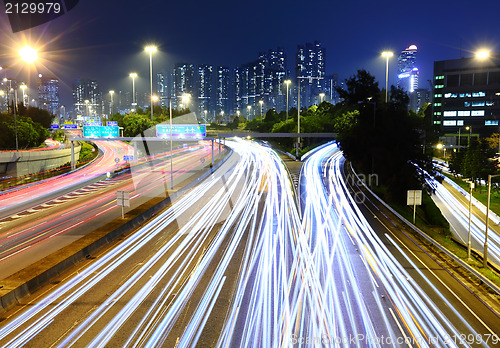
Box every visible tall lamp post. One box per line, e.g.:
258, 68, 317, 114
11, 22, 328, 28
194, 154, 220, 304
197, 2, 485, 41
381, 51, 393, 103
466, 180, 475, 259
129, 73, 137, 112
109, 90, 114, 117
466, 126, 472, 147
319, 92, 325, 104
285, 80, 291, 121
247, 105, 252, 119
259, 100, 263, 118
20, 84, 27, 106
484, 174, 500, 268
296, 76, 323, 159
145, 45, 157, 121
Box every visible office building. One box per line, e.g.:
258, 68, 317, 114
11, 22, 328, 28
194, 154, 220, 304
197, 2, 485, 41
432, 56, 500, 136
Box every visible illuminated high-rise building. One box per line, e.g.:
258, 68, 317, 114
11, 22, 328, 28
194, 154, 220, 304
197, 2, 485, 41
38, 74, 60, 116
397, 44, 419, 92
296, 41, 326, 107
72, 79, 100, 118
173, 63, 195, 109
216, 66, 230, 120
197, 64, 214, 121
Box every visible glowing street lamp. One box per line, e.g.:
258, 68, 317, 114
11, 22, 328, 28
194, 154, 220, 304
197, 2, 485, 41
20, 84, 27, 106
259, 100, 264, 118
319, 92, 325, 103
381, 51, 394, 103
182, 93, 190, 109
247, 105, 252, 119
145, 45, 157, 121
109, 90, 114, 116
129, 73, 137, 111
19, 46, 37, 64
285, 79, 291, 121
84, 99, 90, 117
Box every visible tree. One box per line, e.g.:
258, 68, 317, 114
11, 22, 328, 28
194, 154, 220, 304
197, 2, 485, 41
336, 69, 380, 105
334, 70, 433, 203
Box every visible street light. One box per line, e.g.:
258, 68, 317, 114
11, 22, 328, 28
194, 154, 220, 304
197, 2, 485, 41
319, 92, 325, 104
466, 180, 475, 260
475, 49, 500, 60
247, 105, 252, 119
109, 90, 114, 117
84, 99, 90, 118
182, 93, 190, 110
465, 126, 472, 147
20, 84, 27, 106
484, 174, 500, 268
129, 73, 137, 112
296, 76, 323, 159
381, 51, 393, 103
145, 45, 157, 121
19, 46, 37, 64
259, 100, 263, 118
285, 80, 291, 121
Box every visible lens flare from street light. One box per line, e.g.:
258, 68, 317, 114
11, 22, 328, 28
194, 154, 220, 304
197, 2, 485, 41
381, 51, 394, 57
145, 45, 157, 53
129, 73, 137, 78
19, 46, 37, 63
476, 50, 490, 59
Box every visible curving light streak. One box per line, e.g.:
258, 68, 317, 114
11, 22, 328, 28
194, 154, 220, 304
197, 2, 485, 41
427, 174, 500, 267
0, 141, 494, 347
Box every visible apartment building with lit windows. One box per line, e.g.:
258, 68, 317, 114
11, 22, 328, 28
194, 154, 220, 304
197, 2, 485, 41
432, 56, 500, 137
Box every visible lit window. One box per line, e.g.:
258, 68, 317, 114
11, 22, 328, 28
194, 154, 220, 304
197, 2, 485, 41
434, 120, 441, 124
457, 120, 464, 126
486, 101, 494, 106
444, 93, 452, 98
434, 112, 442, 116
434, 94, 442, 98
485, 120, 499, 125
464, 102, 471, 107
472, 101, 485, 107
443, 111, 457, 117
443, 120, 457, 126
435, 75, 444, 80
435, 84, 444, 89
458, 111, 470, 116
472, 92, 486, 97
444, 93, 457, 98
471, 110, 485, 116
434, 102, 442, 107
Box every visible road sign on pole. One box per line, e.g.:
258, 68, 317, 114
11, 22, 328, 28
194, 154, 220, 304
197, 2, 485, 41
407, 190, 422, 224
117, 191, 130, 219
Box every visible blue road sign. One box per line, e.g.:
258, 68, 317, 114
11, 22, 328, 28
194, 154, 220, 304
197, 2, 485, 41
156, 124, 206, 138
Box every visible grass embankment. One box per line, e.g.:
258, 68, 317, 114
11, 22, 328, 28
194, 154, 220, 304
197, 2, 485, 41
371, 183, 500, 288
444, 173, 500, 217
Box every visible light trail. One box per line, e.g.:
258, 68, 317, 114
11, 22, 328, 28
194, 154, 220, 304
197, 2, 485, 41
427, 174, 500, 267
0, 141, 497, 347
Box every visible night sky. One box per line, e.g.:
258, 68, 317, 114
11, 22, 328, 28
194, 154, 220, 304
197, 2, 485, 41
1, 0, 500, 106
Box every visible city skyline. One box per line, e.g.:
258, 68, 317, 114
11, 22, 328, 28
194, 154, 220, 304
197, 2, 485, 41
0, 0, 500, 110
